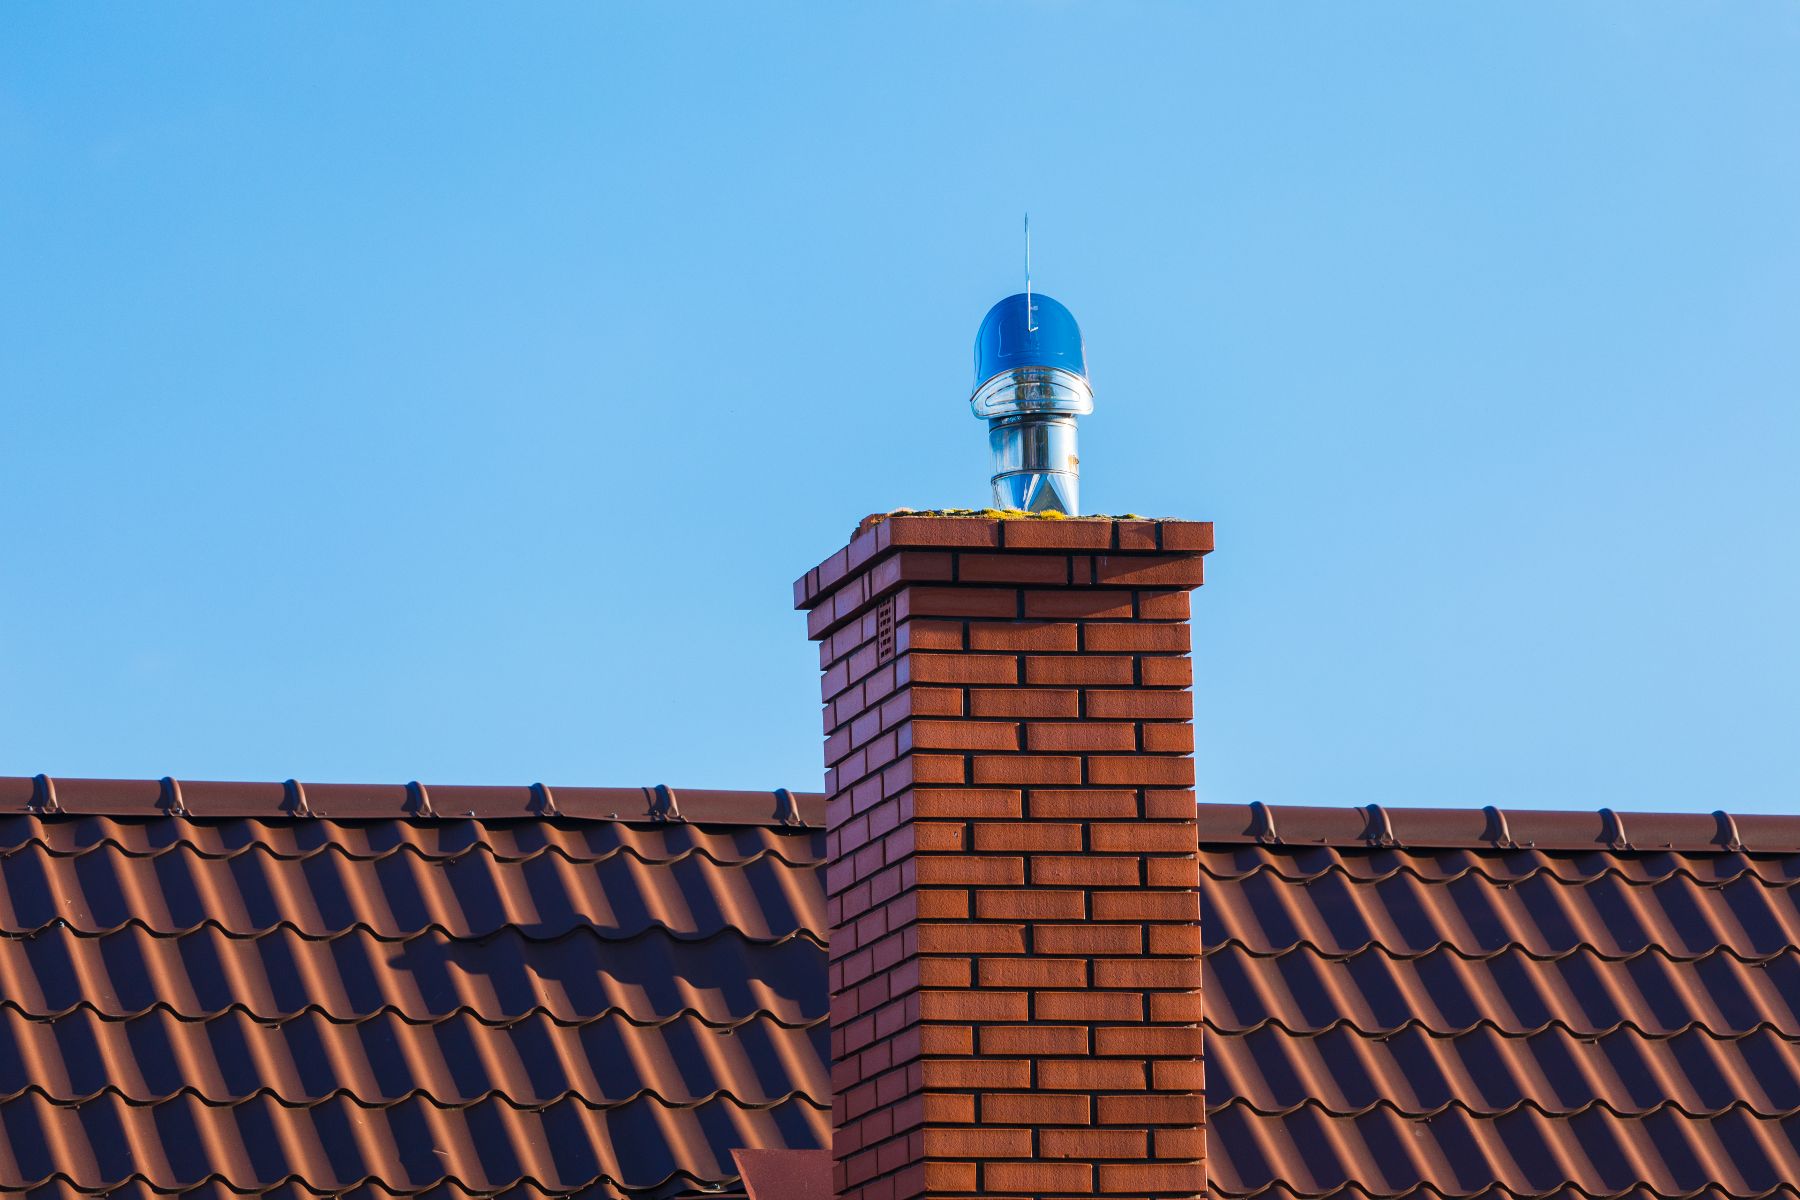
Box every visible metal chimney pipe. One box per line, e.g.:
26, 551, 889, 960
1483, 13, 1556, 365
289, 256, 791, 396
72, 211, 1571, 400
970, 292, 1093, 514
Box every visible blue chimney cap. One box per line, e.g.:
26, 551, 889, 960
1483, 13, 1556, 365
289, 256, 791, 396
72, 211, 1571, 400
972, 292, 1087, 390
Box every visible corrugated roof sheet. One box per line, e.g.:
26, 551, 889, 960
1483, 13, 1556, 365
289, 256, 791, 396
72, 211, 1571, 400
0, 777, 827, 1199
1197, 804, 1800, 1200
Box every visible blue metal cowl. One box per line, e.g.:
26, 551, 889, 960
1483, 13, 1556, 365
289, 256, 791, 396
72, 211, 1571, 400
972, 292, 1087, 390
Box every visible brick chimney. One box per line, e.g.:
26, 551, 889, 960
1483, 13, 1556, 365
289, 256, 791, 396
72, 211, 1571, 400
795, 513, 1211, 1200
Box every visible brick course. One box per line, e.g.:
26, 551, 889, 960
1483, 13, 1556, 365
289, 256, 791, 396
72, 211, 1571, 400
798, 514, 1211, 1200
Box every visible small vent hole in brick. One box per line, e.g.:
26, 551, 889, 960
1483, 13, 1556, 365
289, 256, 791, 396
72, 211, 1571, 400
875, 596, 896, 663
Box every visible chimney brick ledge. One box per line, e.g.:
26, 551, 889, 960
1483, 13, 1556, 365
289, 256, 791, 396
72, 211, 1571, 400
795, 514, 1213, 614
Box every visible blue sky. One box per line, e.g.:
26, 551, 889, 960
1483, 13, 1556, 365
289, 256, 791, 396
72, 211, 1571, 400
4, 4, 1797, 813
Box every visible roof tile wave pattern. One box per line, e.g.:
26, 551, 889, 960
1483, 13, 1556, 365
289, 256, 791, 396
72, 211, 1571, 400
0, 813, 828, 1198
1200, 841, 1800, 1200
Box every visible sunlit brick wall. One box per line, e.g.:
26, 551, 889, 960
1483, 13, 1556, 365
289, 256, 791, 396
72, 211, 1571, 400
796, 514, 1211, 1200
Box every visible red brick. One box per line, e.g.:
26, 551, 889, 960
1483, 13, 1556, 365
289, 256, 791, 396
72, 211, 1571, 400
1041, 1128, 1148, 1159
1149, 991, 1206, 1023
980, 1091, 1091, 1124
1025, 721, 1136, 752
906, 686, 964, 717
1082, 621, 1190, 652
915, 890, 971, 919
921, 1160, 979, 1192
1031, 855, 1141, 887
1096, 1026, 1204, 1056
915, 923, 1026, 954
879, 550, 955, 587
1094, 553, 1206, 588
921, 1093, 977, 1124
974, 888, 1087, 921
913, 856, 1023, 886
906, 753, 966, 784
1146, 856, 1201, 888
908, 719, 1019, 751
906, 652, 1017, 685
977, 1024, 1089, 1055
910, 788, 1022, 818
880, 514, 1002, 548
978, 957, 1086, 988
967, 687, 1079, 719
1158, 520, 1215, 553
1153, 1126, 1207, 1159
983, 1162, 1093, 1194
901, 585, 1017, 619
1028, 789, 1139, 819
1141, 721, 1196, 752
921, 1127, 1030, 1158
898, 618, 965, 651
971, 821, 1082, 852
1093, 958, 1200, 988
1034, 923, 1143, 955
968, 620, 1078, 652
1137, 589, 1192, 619
1085, 689, 1192, 719
1087, 756, 1196, 786
1152, 1058, 1206, 1089
918, 957, 972, 987
1144, 789, 1201, 819
1091, 821, 1197, 852
958, 553, 1070, 584
1096, 1092, 1204, 1125
920, 1058, 1030, 1089
1024, 655, 1135, 686
1116, 519, 1158, 550
1099, 1161, 1207, 1193
1000, 518, 1115, 549
1139, 655, 1193, 687
1147, 924, 1205, 955
1039, 1058, 1146, 1089
918, 991, 1028, 1023
917, 1024, 975, 1055
1091, 890, 1198, 922
912, 822, 966, 853
1034, 991, 1144, 1021
1022, 589, 1134, 619
971, 754, 1082, 786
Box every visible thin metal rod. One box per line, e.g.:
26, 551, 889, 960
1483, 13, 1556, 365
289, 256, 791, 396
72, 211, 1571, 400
1025, 213, 1038, 332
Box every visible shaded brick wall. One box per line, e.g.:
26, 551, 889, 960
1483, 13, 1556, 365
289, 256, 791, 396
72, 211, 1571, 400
795, 514, 1211, 1200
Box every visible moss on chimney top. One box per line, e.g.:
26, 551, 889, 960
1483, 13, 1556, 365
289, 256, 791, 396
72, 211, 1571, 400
854, 508, 1147, 537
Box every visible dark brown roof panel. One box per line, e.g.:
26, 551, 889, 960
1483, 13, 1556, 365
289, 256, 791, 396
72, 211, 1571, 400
0, 791, 827, 1199
1200, 806, 1800, 1200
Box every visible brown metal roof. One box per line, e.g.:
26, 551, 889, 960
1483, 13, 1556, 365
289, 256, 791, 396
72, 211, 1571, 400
0, 776, 826, 1198
1197, 802, 1800, 1200
8, 780, 1798, 1198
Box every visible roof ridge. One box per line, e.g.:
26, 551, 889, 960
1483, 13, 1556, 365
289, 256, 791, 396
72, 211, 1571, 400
2, 776, 826, 827
0, 827, 822, 867
1197, 801, 1791, 854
